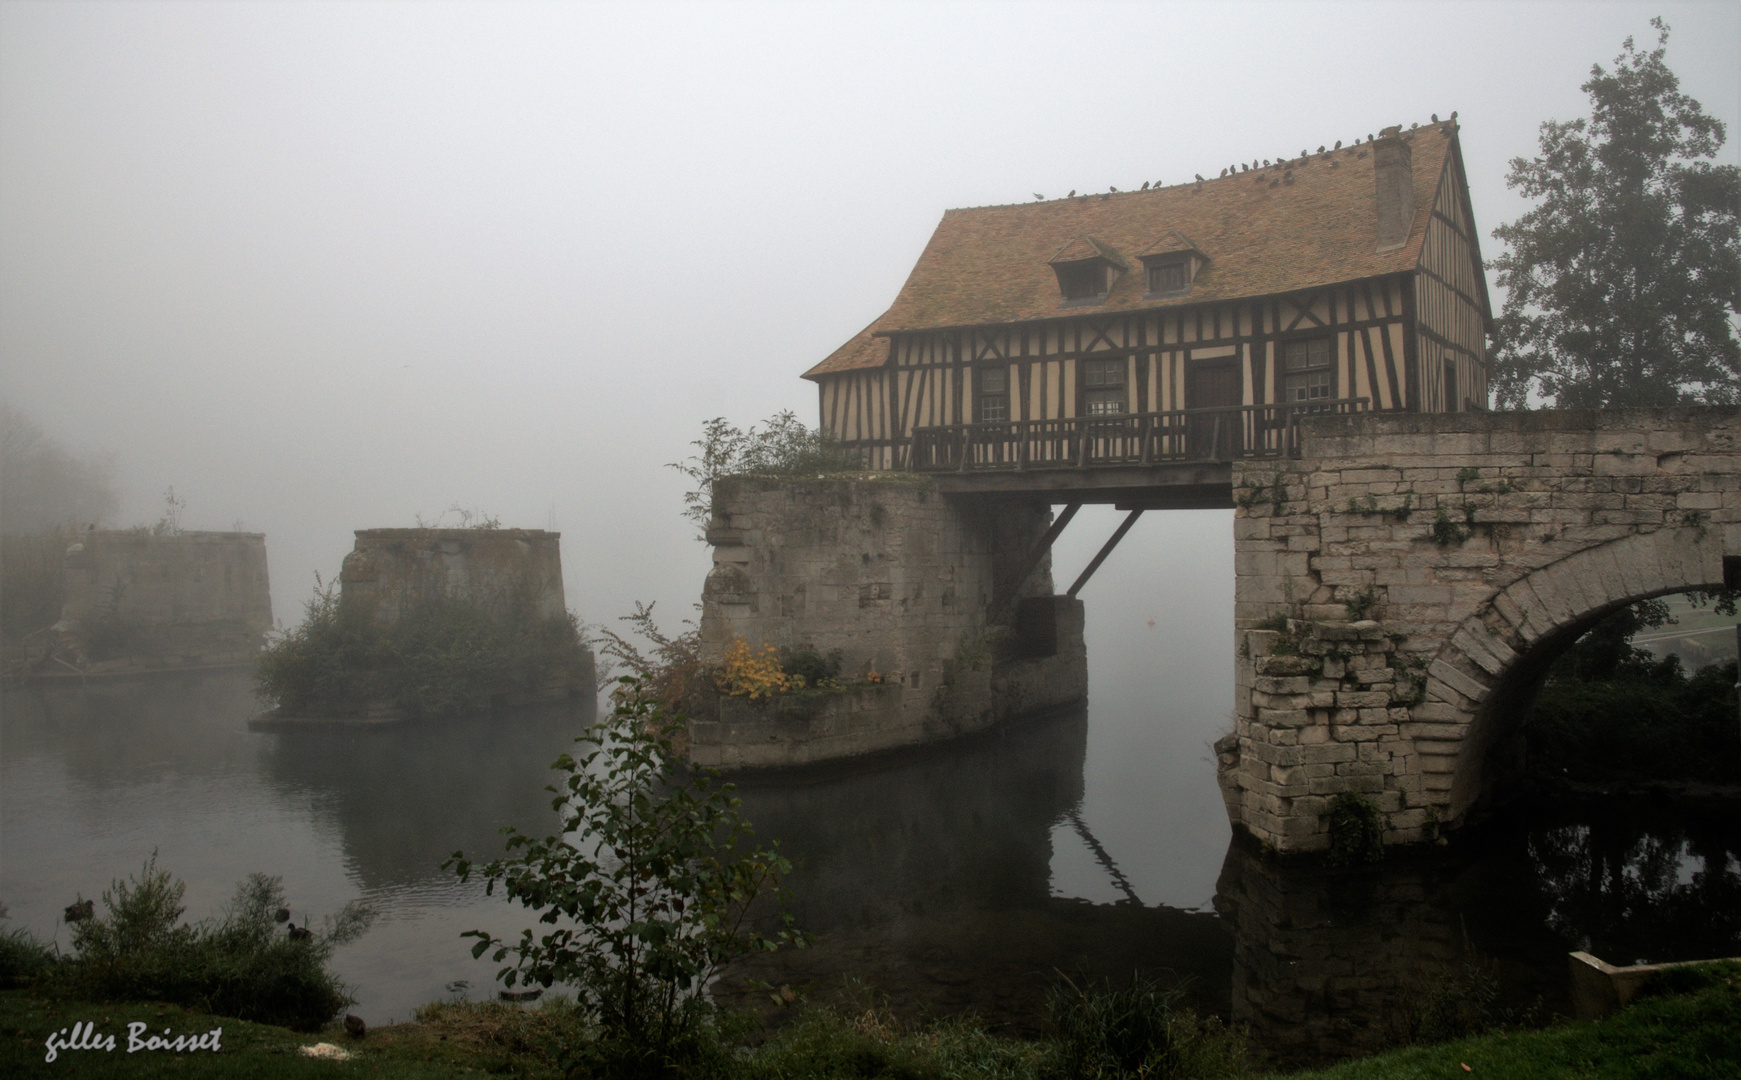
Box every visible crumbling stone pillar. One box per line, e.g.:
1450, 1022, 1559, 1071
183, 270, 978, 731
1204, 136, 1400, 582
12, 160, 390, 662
692, 475, 1086, 767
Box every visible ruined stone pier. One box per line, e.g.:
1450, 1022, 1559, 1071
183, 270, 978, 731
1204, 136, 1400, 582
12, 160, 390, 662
691, 475, 1086, 768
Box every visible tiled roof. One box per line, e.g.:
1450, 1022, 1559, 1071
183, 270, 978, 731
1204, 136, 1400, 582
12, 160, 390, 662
812, 317, 889, 375
1048, 234, 1129, 269
806, 121, 1458, 379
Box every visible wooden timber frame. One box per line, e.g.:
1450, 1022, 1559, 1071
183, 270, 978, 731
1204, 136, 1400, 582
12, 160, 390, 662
806, 119, 1491, 489
800, 118, 1491, 592
818, 267, 1462, 474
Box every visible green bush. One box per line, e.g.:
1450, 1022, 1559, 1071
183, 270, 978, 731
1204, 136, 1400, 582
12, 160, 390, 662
55, 855, 373, 1030
1324, 792, 1385, 868
0, 924, 57, 988
671, 412, 864, 537
256, 578, 591, 720
782, 645, 843, 687
446, 679, 806, 1077
1044, 973, 1244, 1080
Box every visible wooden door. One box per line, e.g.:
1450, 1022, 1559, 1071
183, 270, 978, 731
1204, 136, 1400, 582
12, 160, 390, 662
1187, 362, 1242, 458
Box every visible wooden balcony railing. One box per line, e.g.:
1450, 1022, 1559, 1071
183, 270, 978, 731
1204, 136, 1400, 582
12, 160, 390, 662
905, 398, 1370, 472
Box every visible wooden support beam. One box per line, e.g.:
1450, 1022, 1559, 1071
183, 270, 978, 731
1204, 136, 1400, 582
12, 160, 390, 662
1066, 509, 1144, 597
995, 502, 1080, 615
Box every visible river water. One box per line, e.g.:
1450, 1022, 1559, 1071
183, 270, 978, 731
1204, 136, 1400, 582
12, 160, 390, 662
4, 526, 1739, 1066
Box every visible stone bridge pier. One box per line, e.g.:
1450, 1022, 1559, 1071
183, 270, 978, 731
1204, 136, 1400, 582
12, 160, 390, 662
1224, 407, 1741, 852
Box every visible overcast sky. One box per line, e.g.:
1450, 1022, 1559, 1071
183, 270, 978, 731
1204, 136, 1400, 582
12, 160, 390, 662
3, 0, 1738, 635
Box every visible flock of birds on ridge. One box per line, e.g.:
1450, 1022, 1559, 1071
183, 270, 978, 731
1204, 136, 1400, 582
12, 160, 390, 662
1029, 113, 1456, 202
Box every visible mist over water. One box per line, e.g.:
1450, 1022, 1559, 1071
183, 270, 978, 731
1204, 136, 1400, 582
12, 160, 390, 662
4, 2, 1741, 1063
5, 527, 1735, 1058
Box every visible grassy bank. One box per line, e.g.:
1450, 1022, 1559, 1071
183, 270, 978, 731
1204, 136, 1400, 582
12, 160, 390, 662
4, 970, 1736, 1078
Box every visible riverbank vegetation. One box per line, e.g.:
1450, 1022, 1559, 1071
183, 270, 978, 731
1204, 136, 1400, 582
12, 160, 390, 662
2, 966, 1735, 1078
255, 577, 591, 720
1524, 597, 1741, 785
0, 856, 372, 1032
444, 681, 808, 1077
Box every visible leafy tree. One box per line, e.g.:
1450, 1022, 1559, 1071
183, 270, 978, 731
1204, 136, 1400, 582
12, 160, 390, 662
445, 680, 805, 1074
1490, 19, 1740, 408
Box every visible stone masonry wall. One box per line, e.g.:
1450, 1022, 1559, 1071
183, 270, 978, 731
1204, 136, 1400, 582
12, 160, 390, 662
58, 530, 272, 665
1226, 407, 1741, 853
693, 475, 1087, 767
339, 528, 567, 626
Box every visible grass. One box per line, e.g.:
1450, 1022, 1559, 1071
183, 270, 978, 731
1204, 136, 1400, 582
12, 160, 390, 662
2, 969, 1736, 1078
1253, 970, 1741, 1079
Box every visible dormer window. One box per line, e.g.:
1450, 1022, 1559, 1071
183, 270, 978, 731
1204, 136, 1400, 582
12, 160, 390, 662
1146, 258, 1189, 295
1137, 231, 1208, 298
1058, 262, 1106, 302
1048, 236, 1127, 307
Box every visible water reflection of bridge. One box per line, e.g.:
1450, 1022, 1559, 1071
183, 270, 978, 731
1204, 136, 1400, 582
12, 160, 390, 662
12, 674, 1735, 1066
255, 690, 1737, 1063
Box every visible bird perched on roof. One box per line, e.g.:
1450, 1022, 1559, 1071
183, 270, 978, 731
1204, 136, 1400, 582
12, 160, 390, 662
1262, 159, 1269, 167
1334, 140, 1342, 150
1109, 185, 1117, 192
1067, 190, 1075, 197
1240, 163, 1248, 172
1219, 168, 1227, 177
1432, 113, 1439, 122
1034, 193, 1044, 200
1451, 110, 1458, 119
1367, 134, 1374, 141
1140, 181, 1149, 190
1318, 145, 1326, 153
288, 923, 314, 941
1194, 173, 1203, 182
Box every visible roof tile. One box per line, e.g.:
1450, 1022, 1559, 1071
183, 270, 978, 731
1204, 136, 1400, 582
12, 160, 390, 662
806, 121, 1457, 379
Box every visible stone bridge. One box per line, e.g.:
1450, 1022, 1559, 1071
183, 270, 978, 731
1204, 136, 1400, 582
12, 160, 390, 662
1224, 407, 1741, 853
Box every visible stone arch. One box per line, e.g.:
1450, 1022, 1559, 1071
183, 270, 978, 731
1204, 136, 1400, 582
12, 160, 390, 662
1424, 524, 1730, 823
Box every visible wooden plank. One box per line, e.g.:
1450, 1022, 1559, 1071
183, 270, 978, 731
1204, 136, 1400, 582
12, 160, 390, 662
1400, 276, 1418, 411
1359, 322, 1384, 409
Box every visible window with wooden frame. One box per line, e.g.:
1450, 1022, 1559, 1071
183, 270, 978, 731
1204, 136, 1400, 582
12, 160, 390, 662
978, 367, 1009, 422
1281, 338, 1333, 406
1081, 358, 1127, 415
1145, 258, 1189, 295
1057, 261, 1107, 302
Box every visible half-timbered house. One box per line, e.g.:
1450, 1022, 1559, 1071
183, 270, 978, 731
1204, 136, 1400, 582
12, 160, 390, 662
804, 120, 1489, 496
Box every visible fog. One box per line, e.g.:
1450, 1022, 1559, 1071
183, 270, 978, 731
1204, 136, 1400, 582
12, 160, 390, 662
3, 1, 1737, 638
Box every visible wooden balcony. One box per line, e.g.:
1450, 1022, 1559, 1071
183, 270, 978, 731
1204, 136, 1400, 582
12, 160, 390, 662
900, 399, 1370, 507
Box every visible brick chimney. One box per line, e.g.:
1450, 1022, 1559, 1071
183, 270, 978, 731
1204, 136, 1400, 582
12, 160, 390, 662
1373, 125, 1414, 252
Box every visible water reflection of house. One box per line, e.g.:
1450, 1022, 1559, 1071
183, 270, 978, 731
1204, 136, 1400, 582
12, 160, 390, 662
721, 707, 1233, 1034
806, 120, 1489, 477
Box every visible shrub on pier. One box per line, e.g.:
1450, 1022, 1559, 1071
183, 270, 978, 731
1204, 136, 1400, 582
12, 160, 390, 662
255, 577, 590, 720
